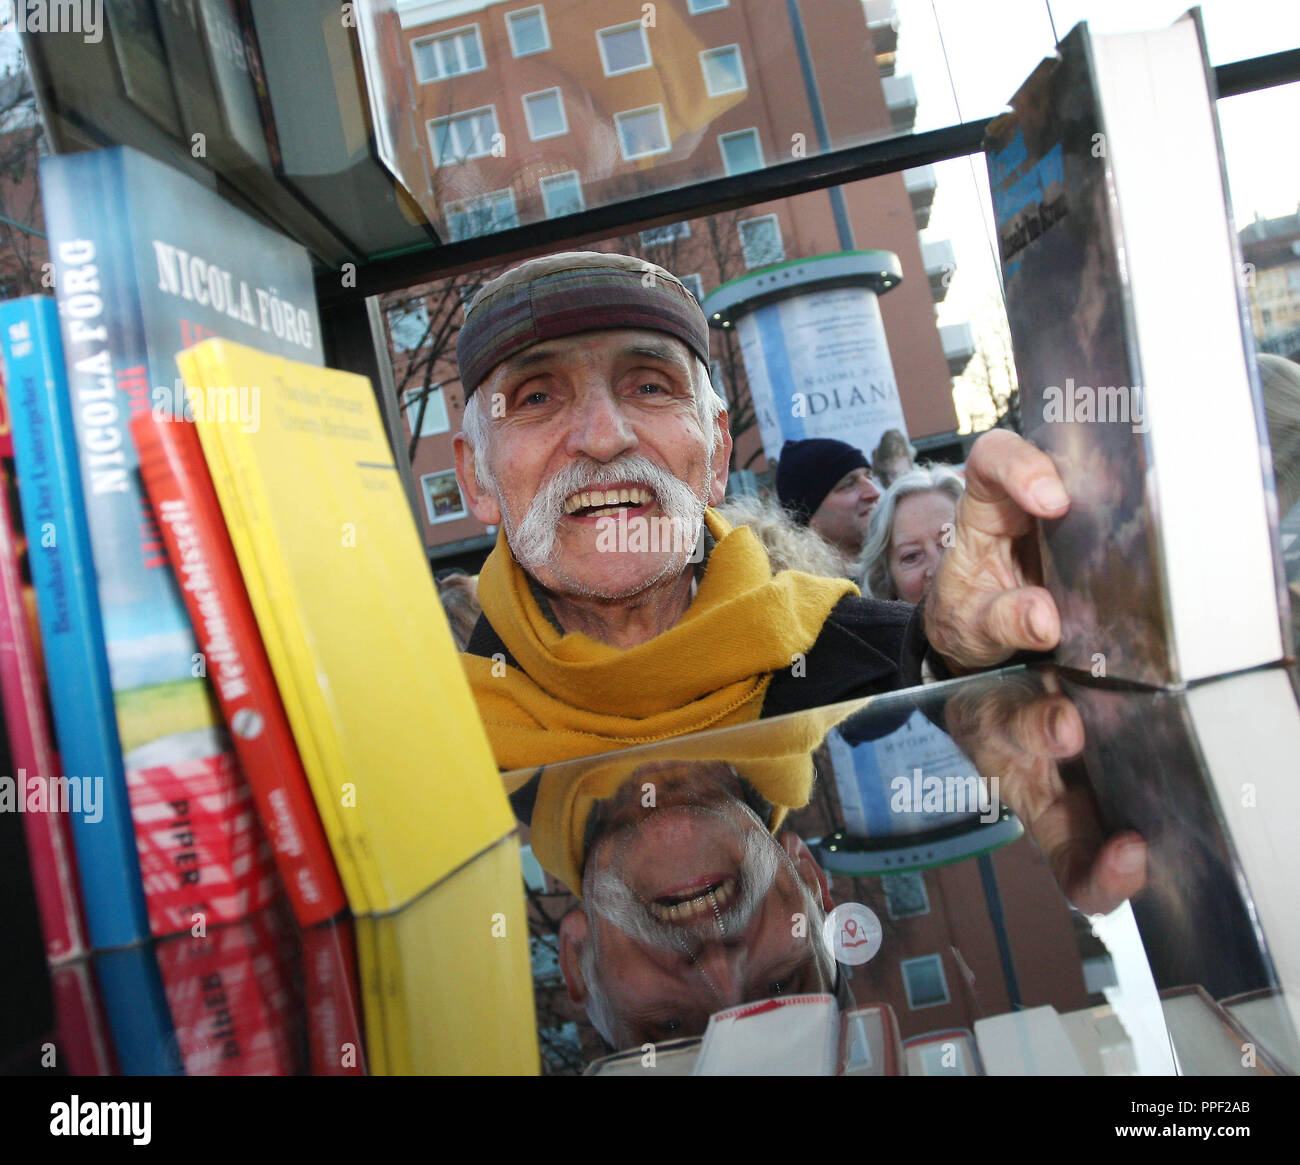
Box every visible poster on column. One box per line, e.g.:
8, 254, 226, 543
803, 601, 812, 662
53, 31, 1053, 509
736, 285, 909, 464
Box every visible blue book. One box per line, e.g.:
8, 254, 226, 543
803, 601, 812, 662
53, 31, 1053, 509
93, 944, 182, 1076
0, 295, 150, 950
39, 145, 323, 940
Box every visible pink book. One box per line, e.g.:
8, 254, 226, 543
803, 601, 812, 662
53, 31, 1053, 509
0, 436, 86, 962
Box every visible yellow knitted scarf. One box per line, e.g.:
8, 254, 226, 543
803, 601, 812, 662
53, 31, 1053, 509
461, 510, 857, 772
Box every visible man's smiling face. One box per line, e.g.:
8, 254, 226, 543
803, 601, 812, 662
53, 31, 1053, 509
454, 329, 731, 599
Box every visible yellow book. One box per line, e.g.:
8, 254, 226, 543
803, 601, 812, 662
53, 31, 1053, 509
177, 338, 514, 915
375, 835, 539, 1075
353, 914, 386, 1076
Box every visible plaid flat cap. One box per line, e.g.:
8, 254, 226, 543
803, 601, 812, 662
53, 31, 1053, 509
456, 251, 712, 398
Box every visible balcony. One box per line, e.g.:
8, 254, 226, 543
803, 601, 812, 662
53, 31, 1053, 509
940, 322, 976, 377
881, 73, 917, 133
904, 165, 937, 230
922, 239, 956, 303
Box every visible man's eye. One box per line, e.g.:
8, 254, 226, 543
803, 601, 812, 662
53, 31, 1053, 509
661, 1018, 682, 1034
635, 382, 664, 395
769, 980, 790, 996
522, 390, 549, 406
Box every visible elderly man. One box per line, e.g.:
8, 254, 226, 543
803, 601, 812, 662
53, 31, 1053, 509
453, 252, 1068, 771
775, 437, 882, 565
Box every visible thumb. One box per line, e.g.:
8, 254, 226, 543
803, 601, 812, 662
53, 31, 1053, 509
977, 586, 1061, 662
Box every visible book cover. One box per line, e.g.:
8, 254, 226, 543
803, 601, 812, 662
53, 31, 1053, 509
0, 364, 86, 963
41, 145, 323, 938
0, 295, 150, 951
153, 910, 300, 1076
92, 943, 183, 1076
177, 337, 514, 915
49, 959, 118, 1077
984, 15, 1284, 685
300, 917, 366, 1076
131, 411, 347, 929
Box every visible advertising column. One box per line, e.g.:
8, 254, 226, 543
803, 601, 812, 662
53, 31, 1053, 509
702, 251, 909, 464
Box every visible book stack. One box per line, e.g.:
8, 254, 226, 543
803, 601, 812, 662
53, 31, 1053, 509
0, 142, 534, 1074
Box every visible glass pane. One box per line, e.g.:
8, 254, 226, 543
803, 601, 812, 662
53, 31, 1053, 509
702, 46, 745, 95
524, 90, 565, 139
540, 173, 583, 217
720, 129, 762, 175
600, 25, 650, 75
508, 9, 547, 57
617, 106, 669, 158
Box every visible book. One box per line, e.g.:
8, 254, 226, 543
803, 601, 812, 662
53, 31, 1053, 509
92, 943, 183, 1076
131, 411, 347, 929
973, 1005, 1087, 1075
984, 12, 1289, 685
41, 145, 323, 938
839, 1003, 902, 1076
0, 295, 150, 951
176, 337, 514, 915
693, 994, 840, 1076
49, 959, 117, 1076
583, 1038, 701, 1076
0, 363, 86, 963
1159, 985, 1284, 1076
300, 917, 366, 1076
902, 1027, 983, 1077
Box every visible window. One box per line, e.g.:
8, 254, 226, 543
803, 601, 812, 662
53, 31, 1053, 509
445, 189, 518, 241
428, 106, 498, 166
679, 273, 703, 301
739, 214, 784, 268
901, 954, 950, 1009
688, 0, 729, 12
700, 45, 746, 97
403, 384, 450, 438
505, 6, 549, 57
386, 302, 428, 352
598, 22, 652, 76
421, 470, 468, 525
882, 873, 930, 919
539, 171, 584, 218
719, 128, 763, 175
522, 88, 568, 140
411, 26, 484, 83
616, 105, 671, 160
639, 222, 690, 247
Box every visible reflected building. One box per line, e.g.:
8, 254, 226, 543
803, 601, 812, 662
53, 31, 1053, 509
376, 0, 970, 560
1241, 205, 1300, 361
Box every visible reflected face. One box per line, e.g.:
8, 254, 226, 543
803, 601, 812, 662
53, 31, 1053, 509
889, 490, 957, 604
809, 466, 881, 558
456, 330, 730, 600
561, 766, 833, 1049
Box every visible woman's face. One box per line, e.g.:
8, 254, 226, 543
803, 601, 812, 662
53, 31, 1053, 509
889, 490, 957, 604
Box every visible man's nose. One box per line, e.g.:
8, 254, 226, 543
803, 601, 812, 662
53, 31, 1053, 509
566, 386, 636, 463
688, 941, 745, 1008
861, 476, 881, 502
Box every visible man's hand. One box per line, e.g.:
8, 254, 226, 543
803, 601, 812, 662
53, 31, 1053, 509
926, 429, 1069, 673
945, 677, 1147, 916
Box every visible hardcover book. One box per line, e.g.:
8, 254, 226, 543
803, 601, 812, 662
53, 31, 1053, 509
0, 295, 149, 951
41, 145, 323, 937
984, 12, 1288, 685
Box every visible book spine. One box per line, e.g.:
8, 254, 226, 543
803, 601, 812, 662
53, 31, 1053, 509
50, 961, 117, 1076
41, 149, 277, 939
301, 919, 366, 1076
92, 945, 182, 1076
131, 411, 346, 928
0, 295, 150, 951
0, 447, 85, 962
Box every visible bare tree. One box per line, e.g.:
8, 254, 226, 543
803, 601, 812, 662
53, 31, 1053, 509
0, 32, 49, 299
956, 290, 1021, 432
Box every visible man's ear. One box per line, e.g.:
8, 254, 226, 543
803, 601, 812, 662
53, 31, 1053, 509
780, 832, 833, 913
708, 409, 732, 507
558, 907, 591, 1005
452, 431, 503, 526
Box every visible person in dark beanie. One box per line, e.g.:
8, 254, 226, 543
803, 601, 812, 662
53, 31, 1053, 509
775, 437, 882, 565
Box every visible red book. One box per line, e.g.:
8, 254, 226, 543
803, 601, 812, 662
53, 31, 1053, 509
301, 917, 366, 1076
0, 381, 86, 963
131, 413, 346, 928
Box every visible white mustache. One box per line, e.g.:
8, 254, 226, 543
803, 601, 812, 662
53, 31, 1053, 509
507, 454, 706, 573
586, 817, 780, 953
